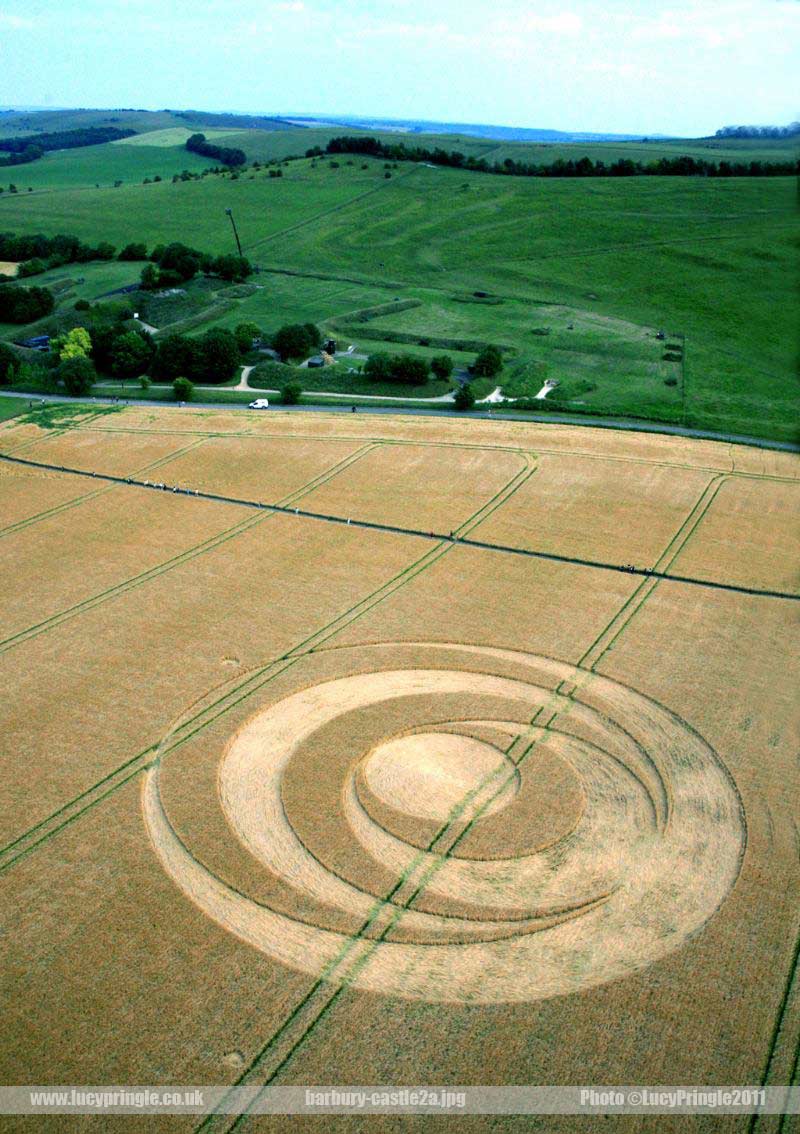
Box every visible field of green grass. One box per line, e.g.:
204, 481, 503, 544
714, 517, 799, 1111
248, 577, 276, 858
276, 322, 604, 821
0, 130, 795, 439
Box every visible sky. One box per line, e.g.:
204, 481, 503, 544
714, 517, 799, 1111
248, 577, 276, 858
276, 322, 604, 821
0, 0, 797, 136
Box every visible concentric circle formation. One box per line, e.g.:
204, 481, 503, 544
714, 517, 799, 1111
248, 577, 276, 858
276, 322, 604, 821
143, 643, 745, 1004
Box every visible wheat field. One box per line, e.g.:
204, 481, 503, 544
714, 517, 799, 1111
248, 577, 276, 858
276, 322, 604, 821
0, 406, 797, 1132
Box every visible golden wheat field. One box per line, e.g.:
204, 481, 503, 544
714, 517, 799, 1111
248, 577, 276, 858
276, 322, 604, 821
0, 405, 798, 1133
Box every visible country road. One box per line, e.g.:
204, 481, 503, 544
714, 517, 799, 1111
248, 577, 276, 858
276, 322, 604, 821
0, 389, 796, 453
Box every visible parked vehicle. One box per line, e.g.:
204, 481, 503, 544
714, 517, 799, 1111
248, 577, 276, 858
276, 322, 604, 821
248, 398, 270, 409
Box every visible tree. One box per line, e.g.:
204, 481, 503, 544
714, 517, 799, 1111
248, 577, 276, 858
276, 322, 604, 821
58, 355, 96, 396
118, 242, 147, 261
95, 242, 116, 260
212, 254, 252, 282
234, 321, 261, 353
473, 345, 503, 378
197, 327, 239, 382
56, 326, 92, 361
0, 342, 21, 386
151, 334, 198, 381
273, 323, 317, 362
454, 383, 476, 410
364, 352, 392, 382
391, 354, 429, 385
281, 380, 302, 405
140, 263, 160, 291
110, 331, 153, 378
430, 354, 454, 380
172, 376, 194, 401
0, 283, 54, 323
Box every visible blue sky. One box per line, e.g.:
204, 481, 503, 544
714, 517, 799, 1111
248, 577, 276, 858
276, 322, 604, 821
0, 0, 797, 136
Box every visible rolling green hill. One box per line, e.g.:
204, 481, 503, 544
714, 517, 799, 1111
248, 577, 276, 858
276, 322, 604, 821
0, 128, 796, 441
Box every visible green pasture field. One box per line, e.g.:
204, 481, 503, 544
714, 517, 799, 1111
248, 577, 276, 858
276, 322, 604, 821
0, 395, 32, 421
111, 127, 241, 148
0, 147, 795, 439
0, 142, 213, 191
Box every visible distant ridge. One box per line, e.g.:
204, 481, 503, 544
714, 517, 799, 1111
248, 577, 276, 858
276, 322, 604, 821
285, 114, 665, 143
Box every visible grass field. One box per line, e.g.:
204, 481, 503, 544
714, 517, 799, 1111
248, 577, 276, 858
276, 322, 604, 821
0, 404, 797, 1128
0, 147, 795, 439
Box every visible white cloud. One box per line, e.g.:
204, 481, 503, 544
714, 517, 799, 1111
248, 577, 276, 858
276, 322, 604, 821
0, 13, 33, 29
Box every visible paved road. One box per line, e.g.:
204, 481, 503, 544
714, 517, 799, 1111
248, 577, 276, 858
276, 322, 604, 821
1, 389, 797, 453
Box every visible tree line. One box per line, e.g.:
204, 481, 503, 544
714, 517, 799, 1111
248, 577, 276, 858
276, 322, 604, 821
323, 136, 799, 178
186, 133, 246, 168
0, 231, 252, 286
0, 126, 135, 168
715, 123, 799, 138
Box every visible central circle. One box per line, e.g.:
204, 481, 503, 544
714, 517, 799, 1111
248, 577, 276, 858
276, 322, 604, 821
362, 732, 519, 823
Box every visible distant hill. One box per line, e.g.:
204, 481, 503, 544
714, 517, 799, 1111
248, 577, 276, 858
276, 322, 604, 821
0, 107, 298, 139
286, 114, 662, 143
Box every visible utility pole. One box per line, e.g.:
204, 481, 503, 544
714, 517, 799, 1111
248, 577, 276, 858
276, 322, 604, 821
225, 208, 243, 258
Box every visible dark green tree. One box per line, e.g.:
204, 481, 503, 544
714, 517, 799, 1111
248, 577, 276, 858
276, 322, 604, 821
197, 327, 240, 382
430, 354, 454, 380
58, 355, 96, 396
118, 242, 148, 261
172, 376, 194, 401
110, 331, 153, 378
234, 322, 261, 353
473, 345, 503, 378
281, 380, 302, 405
453, 383, 476, 410
0, 341, 21, 386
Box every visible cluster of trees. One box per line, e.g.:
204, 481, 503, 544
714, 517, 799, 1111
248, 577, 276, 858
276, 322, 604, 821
272, 323, 320, 361
324, 136, 799, 178
0, 126, 135, 168
186, 133, 246, 168
715, 123, 800, 138
472, 345, 503, 377
0, 231, 117, 275
0, 146, 42, 168
0, 283, 54, 323
140, 242, 252, 289
364, 352, 430, 385
151, 327, 243, 383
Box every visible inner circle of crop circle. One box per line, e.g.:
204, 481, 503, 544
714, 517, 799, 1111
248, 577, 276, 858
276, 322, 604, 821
143, 642, 745, 1004
362, 732, 520, 823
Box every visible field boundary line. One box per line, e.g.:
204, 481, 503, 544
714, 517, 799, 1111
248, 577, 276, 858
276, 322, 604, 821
243, 166, 420, 254
0, 442, 377, 656
0, 436, 208, 540
199, 473, 752, 1126
579, 473, 727, 670
0, 451, 531, 872
752, 925, 800, 1134
1, 452, 796, 602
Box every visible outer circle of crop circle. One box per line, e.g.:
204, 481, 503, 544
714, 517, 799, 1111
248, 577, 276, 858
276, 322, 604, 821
143, 642, 746, 1004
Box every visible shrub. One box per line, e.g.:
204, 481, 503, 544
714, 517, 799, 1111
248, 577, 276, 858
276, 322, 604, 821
473, 344, 503, 377
664, 376, 679, 387
430, 354, 453, 380
235, 321, 261, 353
118, 242, 147, 261
272, 322, 320, 362
281, 380, 302, 405
364, 351, 429, 385
74, 298, 91, 311
0, 283, 54, 323
58, 354, 95, 396
172, 376, 194, 401
139, 375, 151, 391
0, 341, 22, 386
663, 351, 682, 362
454, 384, 476, 410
